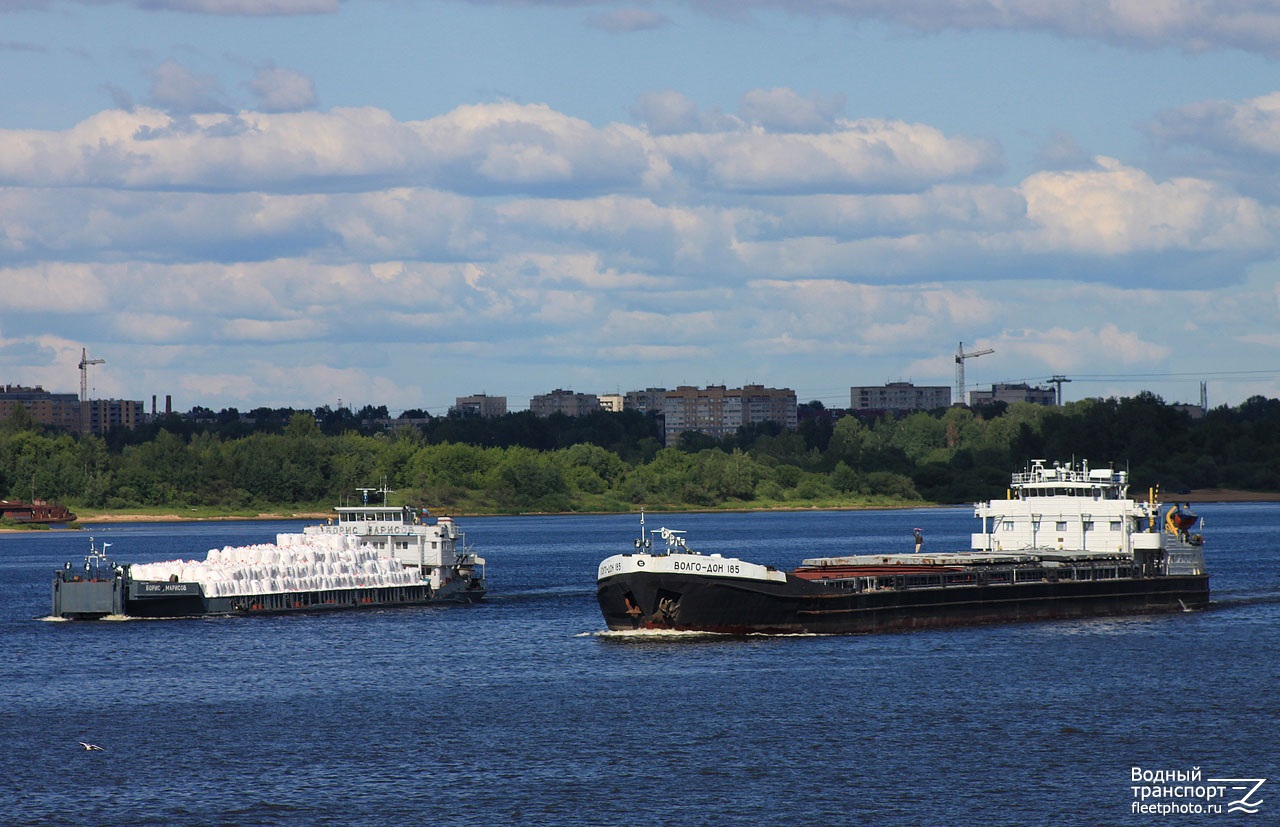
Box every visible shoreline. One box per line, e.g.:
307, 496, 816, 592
78, 512, 333, 524
0, 487, 1274, 531
1171, 488, 1280, 503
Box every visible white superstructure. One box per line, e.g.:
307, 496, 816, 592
961, 459, 1204, 575
304, 503, 482, 593
970, 459, 1161, 557
798, 460, 1204, 576
127, 494, 485, 599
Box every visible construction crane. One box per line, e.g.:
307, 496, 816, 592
954, 341, 993, 405
1049, 374, 1072, 406
78, 347, 105, 433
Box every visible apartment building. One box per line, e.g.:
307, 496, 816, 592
968, 383, 1056, 407
84, 398, 144, 433
0, 385, 82, 431
850, 382, 951, 413
1, 384, 142, 433
629, 385, 798, 446
529, 389, 601, 418
451, 394, 508, 418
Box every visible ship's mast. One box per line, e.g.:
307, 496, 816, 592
634, 510, 651, 551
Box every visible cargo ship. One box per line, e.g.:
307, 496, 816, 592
51, 489, 485, 619
597, 461, 1209, 635
1, 498, 77, 524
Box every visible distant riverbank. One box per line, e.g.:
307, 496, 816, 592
1182, 488, 1280, 503
0, 511, 329, 532
3, 488, 1276, 533
77, 511, 331, 524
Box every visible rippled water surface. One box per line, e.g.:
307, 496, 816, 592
2, 505, 1278, 826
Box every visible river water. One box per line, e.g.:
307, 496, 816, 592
2, 504, 1278, 826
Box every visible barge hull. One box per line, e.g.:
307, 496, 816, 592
597, 572, 1210, 635
52, 579, 484, 620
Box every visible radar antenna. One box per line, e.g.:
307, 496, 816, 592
358, 480, 395, 505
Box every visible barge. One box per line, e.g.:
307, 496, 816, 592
597, 461, 1209, 635
51, 490, 485, 619
2, 498, 77, 524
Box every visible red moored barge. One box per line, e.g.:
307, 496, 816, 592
0, 499, 77, 524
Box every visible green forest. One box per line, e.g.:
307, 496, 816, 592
2, 392, 1279, 518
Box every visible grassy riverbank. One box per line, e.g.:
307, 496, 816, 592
6, 396, 1278, 531
5, 486, 1271, 531
68, 494, 928, 523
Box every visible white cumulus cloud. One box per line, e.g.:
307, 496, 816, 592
680, 0, 1280, 56
1019, 156, 1276, 255
2, 85, 1279, 409
246, 66, 317, 113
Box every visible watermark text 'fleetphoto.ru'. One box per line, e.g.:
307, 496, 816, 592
1131, 766, 1265, 816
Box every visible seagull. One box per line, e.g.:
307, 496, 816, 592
77, 742, 104, 751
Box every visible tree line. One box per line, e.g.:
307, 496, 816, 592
1, 392, 1277, 515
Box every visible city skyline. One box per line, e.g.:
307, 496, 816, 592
0, 374, 1222, 424
3, 2, 1280, 414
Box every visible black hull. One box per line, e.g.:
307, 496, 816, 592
597, 572, 1210, 635
52, 579, 485, 620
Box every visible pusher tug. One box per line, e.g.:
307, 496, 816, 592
51, 488, 485, 619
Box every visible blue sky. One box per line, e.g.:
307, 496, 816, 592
3, 1, 1280, 414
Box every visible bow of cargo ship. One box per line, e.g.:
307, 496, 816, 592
597, 523, 803, 634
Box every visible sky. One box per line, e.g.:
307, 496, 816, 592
3, 1, 1280, 415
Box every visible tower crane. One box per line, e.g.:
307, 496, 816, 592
79, 347, 105, 433
954, 341, 993, 406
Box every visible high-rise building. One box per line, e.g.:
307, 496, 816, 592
0, 384, 143, 434
968, 383, 1056, 407
0, 385, 81, 431
622, 388, 669, 414
850, 382, 951, 413
84, 398, 144, 432
451, 394, 508, 418
530, 389, 600, 418
628, 385, 798, 446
